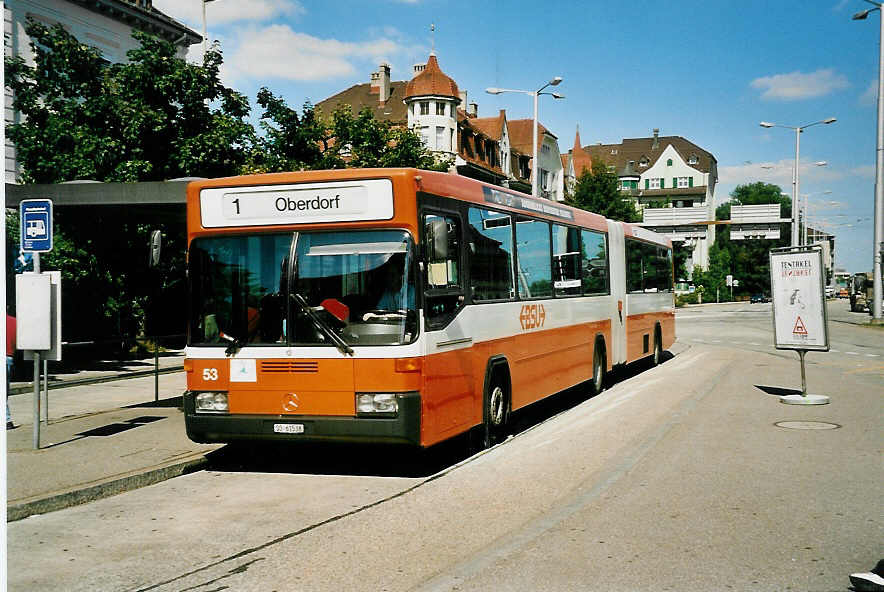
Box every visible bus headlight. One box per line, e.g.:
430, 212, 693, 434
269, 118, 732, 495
356, 393, 399, 416
195, 392, 229, 413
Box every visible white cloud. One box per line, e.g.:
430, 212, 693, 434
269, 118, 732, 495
153, 0, 304, 27
850, 164, 875, 178
224, 25, 403, 83
860, 79, 877, 106
719, 159, 844, 186
750, 68, 848, 101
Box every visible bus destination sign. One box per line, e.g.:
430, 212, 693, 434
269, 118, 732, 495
200, 179, 394, 228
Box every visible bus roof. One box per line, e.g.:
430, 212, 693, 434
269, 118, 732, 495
187, 168, 671, 248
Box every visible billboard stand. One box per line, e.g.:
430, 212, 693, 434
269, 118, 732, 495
769, 245, 830, 405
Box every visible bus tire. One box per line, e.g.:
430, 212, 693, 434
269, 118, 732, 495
653, 325, 663, 366
591, 339, 606, 395
482, 367, 510, 449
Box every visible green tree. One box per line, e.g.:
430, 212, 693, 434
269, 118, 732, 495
568, 161, 640, 222
249, 88, 340, 173
5, 20, 255, 183
4, 22, 251, 346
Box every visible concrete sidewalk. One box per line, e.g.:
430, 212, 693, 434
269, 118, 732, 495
5, 356, 222, 522
9, 349, 186, 395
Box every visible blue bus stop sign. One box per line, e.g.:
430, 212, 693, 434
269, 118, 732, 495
20, 199, 53, 253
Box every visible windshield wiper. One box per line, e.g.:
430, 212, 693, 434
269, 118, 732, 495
220, 332, 247, 356
291, 293, 354, 356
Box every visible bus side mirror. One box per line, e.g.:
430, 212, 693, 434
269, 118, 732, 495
427, 219, 449, 262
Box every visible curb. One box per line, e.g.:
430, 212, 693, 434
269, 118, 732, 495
9, 365, 184, 395
7, 452, 209, 522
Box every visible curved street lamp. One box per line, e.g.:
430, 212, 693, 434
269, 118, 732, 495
487, 76, 564, 197
759, 118, 837, 246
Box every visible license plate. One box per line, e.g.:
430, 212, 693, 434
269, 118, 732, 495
273, 423, 305, 434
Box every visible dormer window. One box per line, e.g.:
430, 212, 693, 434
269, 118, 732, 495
688, 154, 699, 165
639, 157, 649, 167
610, 149, 618, 155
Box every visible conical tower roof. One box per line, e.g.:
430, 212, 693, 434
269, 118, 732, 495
404, 53, 460, 101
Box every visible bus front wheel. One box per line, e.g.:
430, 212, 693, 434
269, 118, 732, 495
653, 327, 663, 366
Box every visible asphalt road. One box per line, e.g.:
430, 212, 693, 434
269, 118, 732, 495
7, 302, 883, 592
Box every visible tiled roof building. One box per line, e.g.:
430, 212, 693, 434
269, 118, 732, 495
315, 54, 564, 201
573, 129, 719, 274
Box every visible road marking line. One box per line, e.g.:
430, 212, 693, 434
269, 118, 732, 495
830, 349, 840, 353
846, 352, 859, 356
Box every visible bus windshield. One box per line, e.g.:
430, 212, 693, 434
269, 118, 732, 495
189, 230, 417, 348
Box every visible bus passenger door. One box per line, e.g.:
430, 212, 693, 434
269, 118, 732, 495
420, 211, 474, 445
607, 220, 627, 365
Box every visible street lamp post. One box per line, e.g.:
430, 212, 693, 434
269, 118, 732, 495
487, 77, 564, 197
759, 118, 836, 246
202, 0, 217, 58
853, 0, 883, 320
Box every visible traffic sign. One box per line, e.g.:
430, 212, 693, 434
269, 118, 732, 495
20, 199, 53, 253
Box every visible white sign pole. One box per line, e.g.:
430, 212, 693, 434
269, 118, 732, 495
769, 246, 830, 405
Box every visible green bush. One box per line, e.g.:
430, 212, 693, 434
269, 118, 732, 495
676, 292, 700, 307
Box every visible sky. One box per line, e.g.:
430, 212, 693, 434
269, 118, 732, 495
153, 0, 882, 274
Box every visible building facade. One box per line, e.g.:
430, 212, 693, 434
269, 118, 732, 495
5, 0, 201, 182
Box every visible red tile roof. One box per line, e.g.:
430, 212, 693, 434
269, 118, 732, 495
467, 110, 506, 141
507, 119, 554, 155
570, 127, 593, 176
404, 54, 460, 100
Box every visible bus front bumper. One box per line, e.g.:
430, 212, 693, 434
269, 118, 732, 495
183, 391, 421, 446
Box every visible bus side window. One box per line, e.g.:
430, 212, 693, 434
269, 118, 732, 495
423, 213, 464, 328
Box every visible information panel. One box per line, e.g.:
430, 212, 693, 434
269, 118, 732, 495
769, 246, 829, 351
200, 179, 393, 228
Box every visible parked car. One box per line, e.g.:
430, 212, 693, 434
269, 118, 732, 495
825, 286, 835, 298
750, 293, 769, 303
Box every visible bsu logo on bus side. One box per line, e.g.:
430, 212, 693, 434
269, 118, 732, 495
519, 304, 546, 330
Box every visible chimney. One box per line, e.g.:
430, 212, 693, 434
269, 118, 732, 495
652, 128, 660, 149
459, 90, 468, 107
469, 102, 478, 117
378, 63, 390, 103
413, 62, 426, 75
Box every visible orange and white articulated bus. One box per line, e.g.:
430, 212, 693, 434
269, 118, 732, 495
184, 168, 675, 448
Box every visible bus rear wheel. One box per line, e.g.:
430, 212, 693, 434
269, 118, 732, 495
591, 343, 606, 395
482, 372, 509, 448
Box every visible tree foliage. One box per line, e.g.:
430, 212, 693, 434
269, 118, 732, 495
568, 161, 640, 222
5, 20, 254, 183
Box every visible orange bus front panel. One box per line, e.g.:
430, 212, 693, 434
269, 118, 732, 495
420, 347, 477, 446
